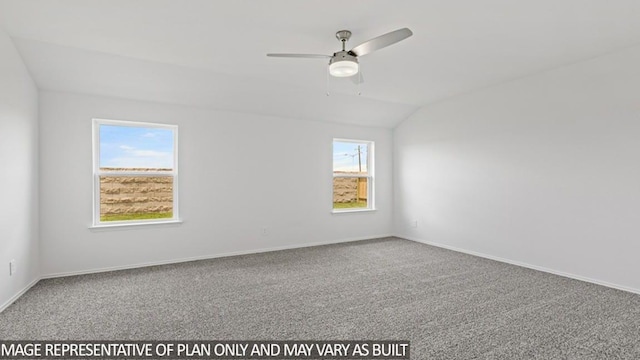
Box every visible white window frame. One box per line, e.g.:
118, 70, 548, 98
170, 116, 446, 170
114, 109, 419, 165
332, 138, 375, 213
91, 118, 180, 228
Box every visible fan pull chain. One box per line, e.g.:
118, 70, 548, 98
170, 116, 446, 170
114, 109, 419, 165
326, 67, 330, 96
357, 64, 362, 96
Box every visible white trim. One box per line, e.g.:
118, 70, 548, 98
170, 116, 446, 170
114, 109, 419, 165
333, 173, 372, 178
89, 219, 183, 230
41, 234, 394, 279
401, 235, 640, 296
99, 171, 174, 177
0, 277, 40, 313
93, 118, 177, 129
332, 208, 377, 214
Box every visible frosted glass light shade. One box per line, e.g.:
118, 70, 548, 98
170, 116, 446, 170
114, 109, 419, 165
329, 59, 359, 77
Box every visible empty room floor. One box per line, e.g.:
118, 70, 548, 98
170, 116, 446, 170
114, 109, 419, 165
1, 237, 639, 359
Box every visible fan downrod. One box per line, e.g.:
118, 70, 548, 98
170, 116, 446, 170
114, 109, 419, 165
335, 30, 352, 50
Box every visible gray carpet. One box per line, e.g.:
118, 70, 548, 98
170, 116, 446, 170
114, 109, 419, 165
1, 237, 640, 359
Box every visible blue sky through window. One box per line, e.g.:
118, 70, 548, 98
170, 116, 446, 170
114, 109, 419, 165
333, 141, 368, 173
100, 125, 174, 169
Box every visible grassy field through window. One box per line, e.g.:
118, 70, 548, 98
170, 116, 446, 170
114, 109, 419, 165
333, 200, 367, 209
100, 212, 173, 222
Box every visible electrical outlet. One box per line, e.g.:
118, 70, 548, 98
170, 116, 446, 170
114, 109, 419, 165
261, 228, 269, 236
9, 260, 16, 276
410, 220, 418, 228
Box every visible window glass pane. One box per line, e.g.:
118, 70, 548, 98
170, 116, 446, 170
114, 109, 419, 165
333, 177, 368, 209
99, 125, 174, 170
333, 141, 368, 174
100, 175, 173, 222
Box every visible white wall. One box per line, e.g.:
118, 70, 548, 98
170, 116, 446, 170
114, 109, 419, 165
394, 44, 640, 293
0, 28, 39, 310
39, 91, 393, 276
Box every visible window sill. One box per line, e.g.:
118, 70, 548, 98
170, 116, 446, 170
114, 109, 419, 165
332, 208, 377, 214
89, 219, 183, 230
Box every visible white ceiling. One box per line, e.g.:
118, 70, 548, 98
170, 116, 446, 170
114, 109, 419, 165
2, 0, 640, 127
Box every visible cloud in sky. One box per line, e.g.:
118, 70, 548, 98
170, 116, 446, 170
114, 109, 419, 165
100, 125, 174, 169
130, 149, 169, 157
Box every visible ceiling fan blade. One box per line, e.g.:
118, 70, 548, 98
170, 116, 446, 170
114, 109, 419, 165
267, 53, 331, 59
350, 28, 413, 57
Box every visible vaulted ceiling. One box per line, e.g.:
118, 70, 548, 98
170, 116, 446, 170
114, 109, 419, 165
2, 0, 640, 127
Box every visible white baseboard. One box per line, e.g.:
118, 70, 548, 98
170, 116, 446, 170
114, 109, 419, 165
0, 277, 40, 313
401, 235, 640, 296
42, 234, 394, 279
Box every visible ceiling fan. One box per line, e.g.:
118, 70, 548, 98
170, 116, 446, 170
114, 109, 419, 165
267, 28, 413, 83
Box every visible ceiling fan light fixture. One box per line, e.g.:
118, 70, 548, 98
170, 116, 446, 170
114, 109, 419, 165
329, 52, 359, 77
329, 59, 359, 77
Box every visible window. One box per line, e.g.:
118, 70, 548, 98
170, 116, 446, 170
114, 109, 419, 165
333, 139, 374, 212
92, 119, 178, 226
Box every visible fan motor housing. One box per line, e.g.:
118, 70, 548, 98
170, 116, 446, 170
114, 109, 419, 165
330, 51, 358, 65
